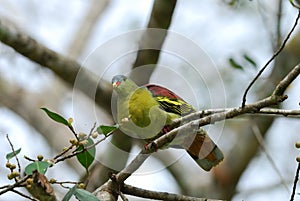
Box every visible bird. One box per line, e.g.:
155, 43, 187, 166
112, 75, 223, 171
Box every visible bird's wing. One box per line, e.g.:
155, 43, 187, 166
145, 84, 195, 116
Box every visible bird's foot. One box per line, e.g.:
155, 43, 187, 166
144, 142, 158, 151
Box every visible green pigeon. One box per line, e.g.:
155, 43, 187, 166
112, 75, 223, 171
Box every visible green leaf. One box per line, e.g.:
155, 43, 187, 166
41, 108, 69, 126
229, 58, 244, 70
62, 185, 77, 201
25, 161, 50, 175
243, 54, 257, 68
6, 148, 21, 160
76, 138, 95, 169
74, 188, 100, 201
97, 124, 118, 136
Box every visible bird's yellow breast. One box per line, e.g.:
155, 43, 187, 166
128, 87, 160, 127
117, 87, 169, 139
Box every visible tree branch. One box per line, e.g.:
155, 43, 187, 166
273, 63, 300, 96
178, 108, 300, 120
131, 0, 177, 85
121, 183, 224, 201
249, 108, 300, 117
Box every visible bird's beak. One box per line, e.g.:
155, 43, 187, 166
112, 81, 120, 88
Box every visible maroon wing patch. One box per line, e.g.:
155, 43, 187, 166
145, 84, 184, 100
145, 84, 195, 116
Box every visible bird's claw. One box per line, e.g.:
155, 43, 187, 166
144, 142, 158, 151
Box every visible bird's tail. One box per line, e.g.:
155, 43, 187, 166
183, 129, 224, 171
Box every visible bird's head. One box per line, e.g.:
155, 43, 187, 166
112, 75, 127, 88
112, 75, 138, 95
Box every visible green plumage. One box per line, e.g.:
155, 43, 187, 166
112, 75, 224, 171
112, 76, 172, 139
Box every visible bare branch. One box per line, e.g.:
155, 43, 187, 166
182, 108, 300, 120
121, 183, 224, 201
253, 108, 300, 117
273, 63, 300, 96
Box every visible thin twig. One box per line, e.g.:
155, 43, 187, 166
52, 180, 81, 189
0, 185, 11, 190
241, 10, 300, 107
53, 144, 74, 160
11, 189, 39, 201
6, 134, 21, 174
68, 125, 78, 141
54, 132, 114, 163
290, 162, 300, 201
52, 180, 80, 185
0, 175, 29, 195
24, 155, 36, 162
